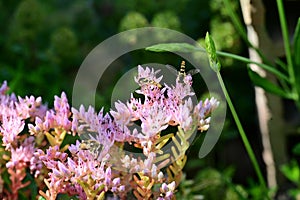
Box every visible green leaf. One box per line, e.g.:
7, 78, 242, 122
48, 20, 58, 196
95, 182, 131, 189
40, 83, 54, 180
248, 68, 293, 99
24, 171, 38, 200
56, 194, 80, 200
145, 43, 199, 53
293, 18, 300, 67
293, 18, 300, 107
205, 32, 221, 72
288, 188, 300, 198
293, 143, 300, 155
45, 132, 57, 146
280, 160, 300, 184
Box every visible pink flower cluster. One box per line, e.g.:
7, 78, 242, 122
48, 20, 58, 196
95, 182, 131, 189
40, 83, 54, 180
112, 65, 218, 141
0, 81, 47, 199
0, 65, 219, 200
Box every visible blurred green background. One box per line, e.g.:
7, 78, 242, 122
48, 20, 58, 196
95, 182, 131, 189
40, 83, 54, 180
2, 0, 299, 198
0, 0, 244, 103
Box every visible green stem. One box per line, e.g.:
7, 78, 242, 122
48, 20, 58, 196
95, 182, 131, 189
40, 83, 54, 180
276, 0, 298, 99
194, 46, 289, 82
216, 71, 269, 199
216, 51, 289, 82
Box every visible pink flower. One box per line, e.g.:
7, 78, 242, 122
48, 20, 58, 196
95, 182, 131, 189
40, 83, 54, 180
110, 101, 132, 127
110, 65, 219, 148
194, 97, 219, 131
37, 146, 68, 167
29, 92, 72, 135
0, 81, 9, 95
16, 95, 47, 120
0, 81, 17, 107
159, 181, 176, 200
6, 136, 41, 177
165, 75, 195, 105
65, 184, 86, 200
39, 141, 120, 199
0, 110, 25, 149
0, 66, 220, 199
139, 101, 171, 139
126, 93, 142, 120
72, 106, 115, 152
173, 98, 194, 131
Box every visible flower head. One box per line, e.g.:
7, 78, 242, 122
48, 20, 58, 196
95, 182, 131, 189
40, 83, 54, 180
0, 81, 9, 95
29, 92, 72, 136
0, 109, 25, 149
194, 97, 219, 131
6, 136, 41, 177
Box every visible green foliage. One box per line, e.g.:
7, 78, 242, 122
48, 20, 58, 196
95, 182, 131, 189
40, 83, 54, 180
54, 194, 80, 200
152, 11, 181, 31
119, 11, 149, 31
280, 159, 300, 199
246, 179, 276, 200
293, 143, 300, 155
8, 0, 44, 45
24, 172, 38, 200
118, 11, 149, 44
146, 43, 199, 53
119, 10, 182, 43
210, 20, 240, 53
293, 18, 300, 107
114, 0, 189, 18
294, 18, 300, 68
209, 0, 241, 66
177, 168, 248, 200
210, 0, 239, 17
281, 160, 300, 184
247, 68, 293, 99
48, 27, 78, 67
280, 142, 300, 199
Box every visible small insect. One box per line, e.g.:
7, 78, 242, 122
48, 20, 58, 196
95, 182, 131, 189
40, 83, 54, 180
132, 104, 137, 111
80, 139, 103, 158
148, 80, 162, 88
138, 78, 162, 88
179, 60, 186, 77
166, 61, 200, 82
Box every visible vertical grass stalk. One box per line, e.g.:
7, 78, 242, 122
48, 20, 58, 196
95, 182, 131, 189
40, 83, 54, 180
216, 71, 269, 198
205, 32, 269, 198
276, 0, 298, 100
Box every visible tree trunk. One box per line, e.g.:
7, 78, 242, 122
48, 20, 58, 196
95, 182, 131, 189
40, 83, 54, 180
239, 0, 287, 187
